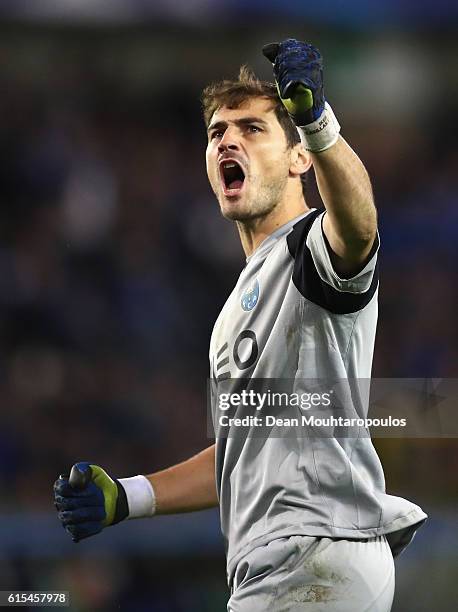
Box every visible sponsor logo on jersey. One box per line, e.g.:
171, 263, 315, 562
241, 279, 259, 311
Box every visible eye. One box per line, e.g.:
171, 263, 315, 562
210, 130, 224, 140
247, 125, 262, 133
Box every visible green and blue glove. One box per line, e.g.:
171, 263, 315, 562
262, 38, 341, 152
54, 462, 155, 542
53, 462, 128, 542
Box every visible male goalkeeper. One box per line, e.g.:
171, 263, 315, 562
54, 40, 426, 611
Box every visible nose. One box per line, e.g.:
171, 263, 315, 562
217, 129, 240, 153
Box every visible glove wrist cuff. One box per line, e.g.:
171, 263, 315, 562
118, 475, 156, 519
297, 102, 341, 152
112, 480, 129, 524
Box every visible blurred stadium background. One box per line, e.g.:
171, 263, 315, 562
0, 1, 456, 610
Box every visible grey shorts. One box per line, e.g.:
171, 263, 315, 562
228, 535, 395, 612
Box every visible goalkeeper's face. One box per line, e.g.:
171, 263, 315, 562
206, 97, 294, 222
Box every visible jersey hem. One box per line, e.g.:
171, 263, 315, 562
226, 507, 428, 585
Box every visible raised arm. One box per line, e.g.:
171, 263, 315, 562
263, 38, 377, 277
313, 137, 377, 276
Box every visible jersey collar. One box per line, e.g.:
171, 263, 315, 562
245, 208, 316, 263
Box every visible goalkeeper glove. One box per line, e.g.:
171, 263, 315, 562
53, 462, 155, 542
262, 38, 340, 152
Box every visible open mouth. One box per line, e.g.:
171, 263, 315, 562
219, 159, 245, 196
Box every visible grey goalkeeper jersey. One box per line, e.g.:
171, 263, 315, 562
209, 209, 427, 581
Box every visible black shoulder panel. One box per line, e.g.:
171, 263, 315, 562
286, 210, 379, 314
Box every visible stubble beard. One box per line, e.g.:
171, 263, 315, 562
219, 173, 288, 223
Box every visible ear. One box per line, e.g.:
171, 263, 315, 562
289, 143, 312, 177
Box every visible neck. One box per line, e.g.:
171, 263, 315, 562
236, 195, 309, 258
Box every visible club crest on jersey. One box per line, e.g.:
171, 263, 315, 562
241, 279, 259, 311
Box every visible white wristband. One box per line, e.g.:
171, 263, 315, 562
118, 475, 156, 519
297, 102, 341, 152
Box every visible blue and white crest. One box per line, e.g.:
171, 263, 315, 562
241, 279, 260, 311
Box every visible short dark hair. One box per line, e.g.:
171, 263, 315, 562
202, 66, 307, 195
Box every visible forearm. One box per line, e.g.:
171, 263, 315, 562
146, 444, 218, 515
55, 447, 218, 541
312, 136, 377, 264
